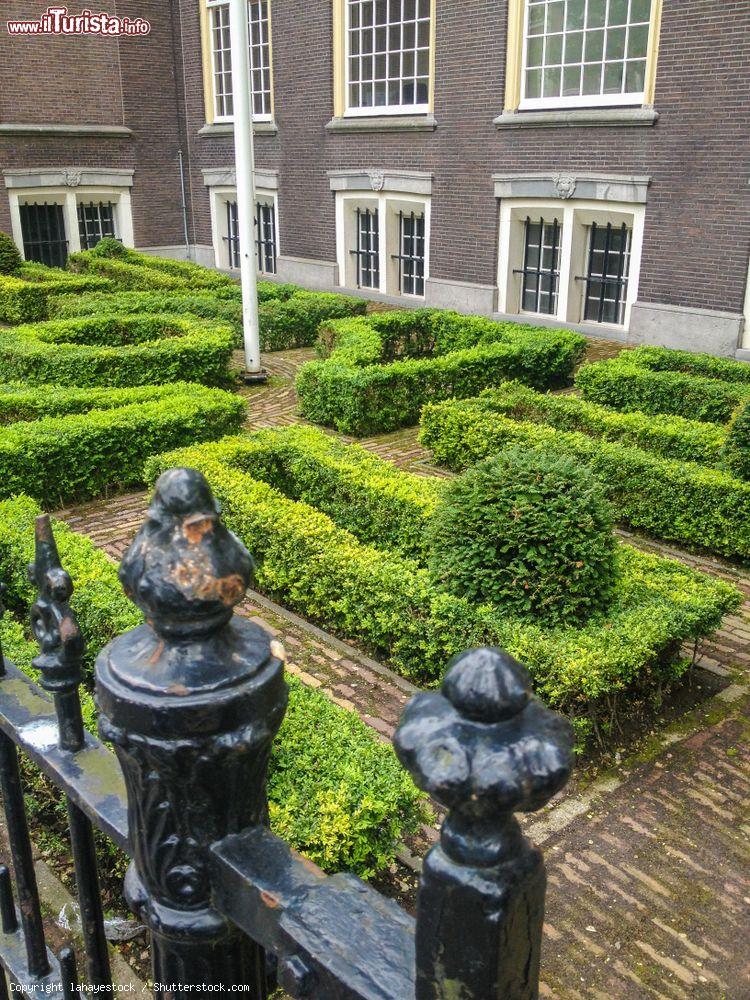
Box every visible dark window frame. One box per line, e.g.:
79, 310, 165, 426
581, 221, 632, 325
350, 207, 380, 289
514, 216, 561, 316
392, 210, 426, 297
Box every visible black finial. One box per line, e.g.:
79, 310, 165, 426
119, 468, 253, 642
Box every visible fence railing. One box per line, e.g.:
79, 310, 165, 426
0, 467, 574, 999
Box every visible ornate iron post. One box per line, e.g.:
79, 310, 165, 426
96, 469, 287, 997
395, 647, 573, 1000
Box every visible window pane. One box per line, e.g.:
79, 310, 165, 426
546, 33, 563, 64
562, 64, 581, 95
631, 0, 652, 22
529, 3, 546, 34
564, 30, 583, 63
565, 0, 585, 31
628, 23, 650, 58
582, 63, 602, 94
603, 60, 624, 92
608, 0, 629, 26
546, 1, 564, 33
605, 26, 626, 60
625, 59, 646, 93
543, 65, 561, 96
525, 68, 542, 98
585, 29, 604, 62
586, 0, 606, 29
527, 35, 544, 66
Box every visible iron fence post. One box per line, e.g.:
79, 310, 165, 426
96, 468, 288, 998
395, 647, 573, 1000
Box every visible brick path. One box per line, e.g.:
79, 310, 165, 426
55, 334, 750, 998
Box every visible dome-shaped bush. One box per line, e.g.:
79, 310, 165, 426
720, 401, 750, 481
0, 232, 22, 275
89, 236, 129, 258
427, 446, 618, 625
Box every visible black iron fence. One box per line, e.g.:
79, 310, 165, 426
0, 467, 573, 999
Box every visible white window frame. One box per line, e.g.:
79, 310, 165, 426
343, 0, 433, 118
519, 0, 654, 111
497, 198, 645, 330
335, 190, 431, 299
206, 0, 274, 124
208, 184, 280, 273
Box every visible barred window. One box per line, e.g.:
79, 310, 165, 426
393, 211, 425, 296
209, 0, 272, 121
77, 201, 117, 251
19, 202, 68, 268
523, 0, 652, 108
517, 217, 561, 315
346, 0, 431, 113
226, 201, 241, 269
350, 208, 380, 289
225, 199, 278, 274
582, 221, 631, 325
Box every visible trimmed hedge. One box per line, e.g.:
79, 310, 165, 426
419, 398, 750, 561
0, 495, 427, 876
0, 313, 235, 387
0, 386, 246, 505
0, 265, 113, 323
297, 310, 587, 436
144, 443, 739, 732
259, 292, 367, 351
627, 345, 750, 386
721, 403, 750, 481
0, 232, 22, 275
68, 242, 235, 291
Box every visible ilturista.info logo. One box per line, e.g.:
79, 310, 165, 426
6, 6, 151, 36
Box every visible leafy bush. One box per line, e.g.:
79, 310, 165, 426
0, 232, 22, 275
69, 244, 234, 291
297, 311, 587, 436
259, 292, 367, 351
0, 314, 235, 387
0, 266, 113, 323
720, 401, 750, 481
419, 399, 750, 562
428, 447, 617, 625
0, 495, 427, 876
627, 345, 750, 385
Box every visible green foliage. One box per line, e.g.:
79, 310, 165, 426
428, 447, 617, 626
0, 313, 235, 387
259, 292, 367, 351
87, 237, 130, 258
576, 357, 750, 424
297, 311, 586, 436
419, 399, 750, 562
0, 266, 113, 323
627, 345, 750, 385
720, 402, 750, 481
0, 496, 427, 876
0, 232, 22, 275
68, 245, 235, 291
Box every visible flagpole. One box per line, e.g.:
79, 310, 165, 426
229, 0, 266, 382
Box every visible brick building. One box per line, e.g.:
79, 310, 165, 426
1, 0, 749, 355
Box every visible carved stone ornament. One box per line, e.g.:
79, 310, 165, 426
368, 169, 385, 192
62, 169, 82, 188
553, 173, 577, 199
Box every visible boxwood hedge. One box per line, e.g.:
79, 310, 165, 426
0, 264, 113, 323
68, 240, 235, 291
0, 313, 235, 387
0, 495, 427, 876
296, 310, 587, 436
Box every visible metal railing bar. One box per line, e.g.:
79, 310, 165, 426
0, 868, 17, 935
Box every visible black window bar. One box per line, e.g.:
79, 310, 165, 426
19, 202, 68, 268
513, 217, 561, 316
77, 201, 117, 251
392, 210, 425, 297
225, 201, 241, 270
578, 221, 632, 325
350, 207, 379, 289
256, 201, 277, 275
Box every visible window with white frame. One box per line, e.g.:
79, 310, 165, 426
394, 210, 426, 296
218, 194, 278, 274
581, 221, 631, 325
522, 0, 653, 109
77, 201, 118, 251
351, 207, 380, 289
346, 0, 431, 115
516, 217, 562, 315
208, 0, 273, 121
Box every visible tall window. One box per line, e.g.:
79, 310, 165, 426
346, 0, 431, 114
350, 208, 380, 289
209, 0, 272, 121
225, 200, 278, 274
394, 211, 425, 296
582, 222, 631, 325
517, 217, 561, 315
522, 0, 652, 108
77, 201, 117, 251
19, 202, 68, 268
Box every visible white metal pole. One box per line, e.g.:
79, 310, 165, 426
229, 0, 263, 377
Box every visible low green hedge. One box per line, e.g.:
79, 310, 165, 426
0, 314, 235, 387
0, 495, 427, 876
144, 444, 738, 736
0, 264, 113, 323
419, 398, 750, 561
0, 386, 245, 505
68, 242, 235, 291
576, 356, 750, 424
259, 292, 367, 351
627, 345, 750, 385
297, 310, 587, 436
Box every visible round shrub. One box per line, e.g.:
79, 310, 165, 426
720, 402, 750, 481
427, 446, 618, 625
0, 232, 22, 275
88, 236, 129, 258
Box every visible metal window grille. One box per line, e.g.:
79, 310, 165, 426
19, 202, 68, 268
582, 221, 631, 325
350, 207, 380, 289
515, 217, 561, 315
523, 0, 653, 106
347, 0, 431, 111
77, 202, 117, 251
225, 201, 241, 269
210, 0, 272, 120
393, 210, 426, 297
225, 200, 278, 274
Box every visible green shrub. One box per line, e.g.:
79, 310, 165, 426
576, 358, 750, 424
0, 495, 427, 876
720, 401, 750, 481
419, 399, 750, 562
297, 311, 587, 436
428, 447, 617, 625
0, 387, 245, 505
259, 292, 367, 351
627, 345, 750, 386
69, 244, 235, 291
0, 266, 113, 323
144, 446, 739, 721
0, 313, 235, 387
0, 232, 22, 275
0, 380, 219, 422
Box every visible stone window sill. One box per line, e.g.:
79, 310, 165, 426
198, 121, 279, 137
325, 115, 437, 134
0, 123, 133, 137
494, 107, 659, 129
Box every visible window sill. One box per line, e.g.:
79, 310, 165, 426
494, 107, 659, 129
325, 115, 437, 134
198, 121, 279, 137
0, 123, 133, 138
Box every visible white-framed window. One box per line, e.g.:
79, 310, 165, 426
521, 0, 653, 110
345, 0, 432, 116
207, 0, 273, 122
336, 191, 431, 298
209, 185, 279, 274
498, 198, 645, 329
